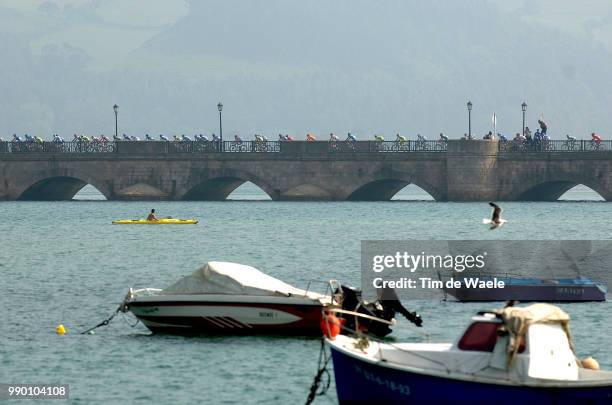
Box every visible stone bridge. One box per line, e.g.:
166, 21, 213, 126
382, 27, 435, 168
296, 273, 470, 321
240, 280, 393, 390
1, 140, 611, 201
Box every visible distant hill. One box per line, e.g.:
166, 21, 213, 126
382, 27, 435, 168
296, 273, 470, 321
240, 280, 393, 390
1, 0, 612, 138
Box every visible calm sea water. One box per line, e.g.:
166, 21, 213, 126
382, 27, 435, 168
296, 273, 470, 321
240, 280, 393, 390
1, 184, 610, 404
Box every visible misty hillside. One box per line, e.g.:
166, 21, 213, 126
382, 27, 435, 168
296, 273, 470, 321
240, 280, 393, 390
1, 0, 611, 138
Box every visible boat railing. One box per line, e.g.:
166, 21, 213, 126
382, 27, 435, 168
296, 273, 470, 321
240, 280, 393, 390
321, 309, 447, 370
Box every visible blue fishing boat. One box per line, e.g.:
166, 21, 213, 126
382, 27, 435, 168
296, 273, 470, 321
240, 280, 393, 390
443, 275, 607, 302
326, 304, 612, 404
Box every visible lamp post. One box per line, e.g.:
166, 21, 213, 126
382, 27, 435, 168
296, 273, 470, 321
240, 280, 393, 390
113, 104, 119, 138
521, 102, 527, 136
467, 101, 473, 138
217, 102, 223, 151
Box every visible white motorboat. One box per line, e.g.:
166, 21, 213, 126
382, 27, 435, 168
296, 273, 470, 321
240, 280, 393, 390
122, 262, 331, 334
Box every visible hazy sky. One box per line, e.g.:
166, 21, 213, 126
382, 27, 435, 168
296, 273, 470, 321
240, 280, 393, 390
2, 0, 612, 139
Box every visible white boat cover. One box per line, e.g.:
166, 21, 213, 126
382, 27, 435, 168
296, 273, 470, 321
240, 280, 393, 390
495, 303, 573, 365
162, 261, 326, 300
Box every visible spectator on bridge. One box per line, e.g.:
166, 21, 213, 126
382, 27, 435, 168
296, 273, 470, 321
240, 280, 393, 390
538, 119, 548, 135
525, 130, 533, 146
234, 134, 243, 143
524, 126, 532, 139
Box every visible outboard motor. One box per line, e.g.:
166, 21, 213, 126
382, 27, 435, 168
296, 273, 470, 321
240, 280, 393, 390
336, 285, 422, 338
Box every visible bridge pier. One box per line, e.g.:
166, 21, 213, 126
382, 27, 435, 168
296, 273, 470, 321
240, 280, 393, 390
445, 140, 500, 201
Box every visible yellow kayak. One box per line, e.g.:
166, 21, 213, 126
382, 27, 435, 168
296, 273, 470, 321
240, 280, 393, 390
112, 218, 198, 225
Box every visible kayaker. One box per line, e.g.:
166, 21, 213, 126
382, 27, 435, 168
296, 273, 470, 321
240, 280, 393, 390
147, 209, 158, 221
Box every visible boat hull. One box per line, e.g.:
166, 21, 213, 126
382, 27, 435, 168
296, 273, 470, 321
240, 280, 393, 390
128, 299, 323, 335
329, 343, 612, 404
444, 283, 606, 302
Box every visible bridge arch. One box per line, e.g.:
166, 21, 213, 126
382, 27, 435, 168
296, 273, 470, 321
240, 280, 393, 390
17, 174, 111, 201
512, 177, 609, 202
181, 170, 278, 201
347, 176, 443, 201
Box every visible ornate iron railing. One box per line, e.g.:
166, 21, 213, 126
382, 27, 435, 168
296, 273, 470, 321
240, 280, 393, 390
0, 141, 116, 153
328, 140, 446, 152
2, 139, 610, 154
498, 139, 611, 152
223, 140, 281, 152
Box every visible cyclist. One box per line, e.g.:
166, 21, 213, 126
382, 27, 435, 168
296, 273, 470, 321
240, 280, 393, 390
374, 134, 384, 142
145, 134, 153, 141
306, 133, 316, 141
329, 133, 340, 141
346, 132, 357, 142
439, 133, 448, 142
396, 133, 406, 142
159, 134, 169, 141
591, 132, 602, 148
212, 134, 220, 142
182, 134, 192, 142
286, 134, 295, 141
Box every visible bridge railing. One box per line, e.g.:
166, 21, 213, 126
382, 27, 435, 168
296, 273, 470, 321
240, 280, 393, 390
0, 140, 447, 154
0, 141, 117, 153
499, 139, 611, 152
328, 140, 446, 152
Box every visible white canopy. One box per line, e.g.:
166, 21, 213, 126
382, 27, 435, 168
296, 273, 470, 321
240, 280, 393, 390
162, 261, 325, 299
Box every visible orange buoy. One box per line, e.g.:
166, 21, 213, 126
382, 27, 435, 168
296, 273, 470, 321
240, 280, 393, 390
320, 311, 342, 339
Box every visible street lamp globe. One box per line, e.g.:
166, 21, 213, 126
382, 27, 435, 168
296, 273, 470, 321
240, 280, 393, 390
217, 102, 223, 112
521, 102, 527, 112
467, 101, 472, 111
113, 104, 119, 114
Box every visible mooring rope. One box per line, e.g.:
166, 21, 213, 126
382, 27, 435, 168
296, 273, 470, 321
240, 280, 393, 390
79, 305, 121, 334
305, 339, 332, 405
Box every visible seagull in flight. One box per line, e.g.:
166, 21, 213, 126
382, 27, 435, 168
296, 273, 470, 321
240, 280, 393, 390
483, 202, 507, 230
